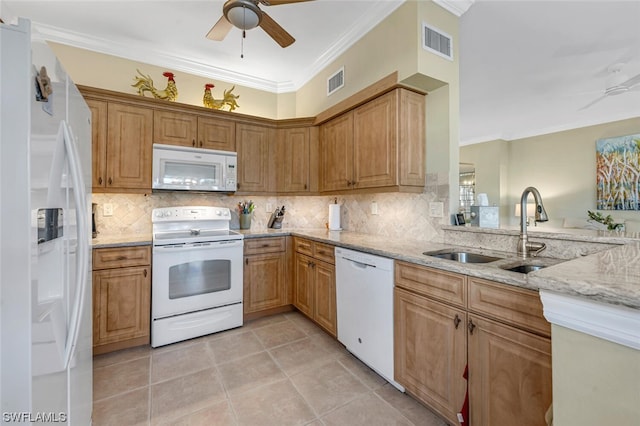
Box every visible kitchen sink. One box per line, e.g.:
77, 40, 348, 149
423, 250, 503, 264
501, 264, 546, 274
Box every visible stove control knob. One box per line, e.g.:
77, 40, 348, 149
216, 211, 222, 216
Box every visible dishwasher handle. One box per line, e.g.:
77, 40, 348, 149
345, 259, 375, 269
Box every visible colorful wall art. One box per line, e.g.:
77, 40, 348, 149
596, 133, 640, 210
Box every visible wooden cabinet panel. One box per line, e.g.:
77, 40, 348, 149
468, 314, 552, 426
293, 237, 314, 257
236, 123, 272, 192
394, 287, 467, 425
320, 113, 353, 191
395, 261, 467, 308
106, 103, 153, 189
313, 260, 336, 336
294, 253, 314, 317
86, 99, 108, 189
243, 252, 286, 314
244, 237, 286, 255
468, 277, 550, 337
93, 246, 151, 270
153, 110, 197, 147
277, 127, 310, 192
93, 265, 150, 347
197, 116, 235, 151
399, 89, 426, 186
314, 242, 335, 265
353, 90, 397, 188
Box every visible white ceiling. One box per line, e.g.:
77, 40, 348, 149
3, 0, 639, 145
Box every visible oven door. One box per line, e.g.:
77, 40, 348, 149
152, 239, 243, 319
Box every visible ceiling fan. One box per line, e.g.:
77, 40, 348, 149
580, 63, 640, 110
206, 0, 313, 48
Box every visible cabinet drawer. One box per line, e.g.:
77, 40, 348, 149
244, 237, 286, 255
93, 246, 151, 270
314, 242, 335, 264
294, 237, 314, 256
468, 277, 550, 337
395, 261, 467, 308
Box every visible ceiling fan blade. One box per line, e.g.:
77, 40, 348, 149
579, 94, 607, 111
621, 72, 640, 89
259, 11, 295, 47
261, 0, 314, 5
206, 15, 234, 41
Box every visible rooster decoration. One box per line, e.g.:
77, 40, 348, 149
203, 83, 240, 112
132, 70, 178, 101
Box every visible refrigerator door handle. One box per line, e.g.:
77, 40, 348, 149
60, 120, 89, 369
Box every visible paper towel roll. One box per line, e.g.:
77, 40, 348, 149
328, 204, 341, 230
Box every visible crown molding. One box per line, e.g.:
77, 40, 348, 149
433, 0, 475, 17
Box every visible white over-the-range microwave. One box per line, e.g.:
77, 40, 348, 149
152, 143, 237, 192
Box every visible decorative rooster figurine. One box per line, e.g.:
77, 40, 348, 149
132, 69, 178, 101
202, 83, 240, 111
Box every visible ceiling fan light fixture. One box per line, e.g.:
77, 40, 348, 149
224, 1, 261, 30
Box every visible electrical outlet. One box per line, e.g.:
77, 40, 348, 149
429, 202, 444, 217
103, 203, 113, 217
370, 201, 379, 215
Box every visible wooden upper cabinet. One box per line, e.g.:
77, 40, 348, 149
319, 87, 425, 192
353, 90, 397, 188
153, 111, 235, 151
153, 110, 197, 147
197, 116, 236, 151
320, 112, 354, 191
236, 123, 273, 192
86, 99, 108, 189
107, 103, 153, 189
276, 127, 310, 192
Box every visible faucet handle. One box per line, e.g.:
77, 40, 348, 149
527, 241, 546, 257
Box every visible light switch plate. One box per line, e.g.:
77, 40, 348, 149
370, 201, 379, 215
103, 203, 113, 217
429, 202, 444, 217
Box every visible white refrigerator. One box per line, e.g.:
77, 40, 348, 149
0, 18, 92, 425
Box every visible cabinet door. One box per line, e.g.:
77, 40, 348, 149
353, 90, 397, 188
313, 260, 336, 337
197, 116, 236, 151
153, 110, 197, 147
277, 127, 310, 192
398, 89, 426, 186
243, 252, 286, 314
394, 287, 467, 425
86, 99, 108, 189
93, 266, 151, 346
236, 123, 272, 192
468, 314, 552, 426
293, 253, 314, 317
106, 103, 153, 189
320, 113, 353, 191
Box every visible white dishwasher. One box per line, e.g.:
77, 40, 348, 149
335, 247, 404, 391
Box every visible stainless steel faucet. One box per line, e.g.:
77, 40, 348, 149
517, 187, 549, 257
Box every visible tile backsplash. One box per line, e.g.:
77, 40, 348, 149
92, 173, 449, 243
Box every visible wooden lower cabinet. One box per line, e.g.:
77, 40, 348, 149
293, 238, 336, 336
467, 314, 552, 426
394, 287, 467, 425
243, 237, 290, 319
92, 246, 151, 355
394, 261, 552, 426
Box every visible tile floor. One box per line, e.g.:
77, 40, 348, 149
93, 311, 447, 426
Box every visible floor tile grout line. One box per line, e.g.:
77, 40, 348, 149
370, 387, 420, 426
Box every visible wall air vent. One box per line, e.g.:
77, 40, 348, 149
422, 22, 453, 61
327, 67, 344, 96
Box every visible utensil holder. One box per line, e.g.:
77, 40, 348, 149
239, 213, 252, 230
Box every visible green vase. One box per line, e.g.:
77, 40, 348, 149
239, 213, 252, 229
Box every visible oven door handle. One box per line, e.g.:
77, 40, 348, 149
153, 240, 243, 252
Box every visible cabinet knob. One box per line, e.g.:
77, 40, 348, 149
143, 269, 147, 277
304, 183, 307, 190
98, 177, 103, 185
245, 258, 248, 265
192, 139, 196, 147
108, 177, 113, 185
454, 314, 461, 329
468, 319, 476, 335
199, 141, 203, 147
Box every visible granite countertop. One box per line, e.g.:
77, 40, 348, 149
95, 228, 640, 310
